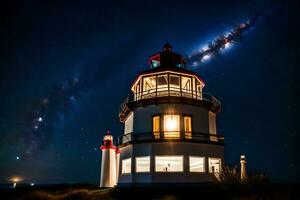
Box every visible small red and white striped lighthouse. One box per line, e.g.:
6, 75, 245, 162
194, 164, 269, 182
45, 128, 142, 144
99, 130, 120, 188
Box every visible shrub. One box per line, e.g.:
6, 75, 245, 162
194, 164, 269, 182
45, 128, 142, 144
215, 165, 269, 189
215, 165, 241, 188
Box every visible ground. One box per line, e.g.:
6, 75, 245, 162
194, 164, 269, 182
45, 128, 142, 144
0, 183, 298, 200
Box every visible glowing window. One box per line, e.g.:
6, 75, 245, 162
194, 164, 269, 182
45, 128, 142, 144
181, 76, 192, 93
151, 60, 160, 68
157, 75, 168, 87
135, 83, 140, 100
143, 76, 156, 94
153, 116, 160, 139
157, 74, 168, 95
208, 158, 221, 173
136, 156, 150, 173
184, 116, 192, 139
163, 115, 180, 139
122, 158, 131, 174
189, 156, 205, 172
155, 156, 183, 172
169, 75, 180, 86
196, 80, 202, 99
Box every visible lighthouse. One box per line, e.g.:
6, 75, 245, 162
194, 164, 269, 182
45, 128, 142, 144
114, 43, 224, 186
99, 131, 120, 188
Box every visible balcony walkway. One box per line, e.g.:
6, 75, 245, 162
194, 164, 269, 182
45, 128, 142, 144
119, 90, 221, 122
118, 132, 224, 147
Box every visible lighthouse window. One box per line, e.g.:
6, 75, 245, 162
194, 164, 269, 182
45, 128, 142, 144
122, 158, 131, 174
155, 156, 183, 172
181, 76, 192, 93
143, 76, 156, 95
169, 75, 180, 88
184, 116, 192, 139
163, 115, 180, 139
189, 156, 205, 172
136, 156, 150, 172
151, 60, 160, 68
157, 74, 168, 96
208, 158, 221, 174
157, 75, 168, 86
153, 115, 160, 139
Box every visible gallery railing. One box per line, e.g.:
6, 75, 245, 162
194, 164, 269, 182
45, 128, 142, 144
117, 131, 225, 146
119, 91, 221, 116
134, 87, 202, 101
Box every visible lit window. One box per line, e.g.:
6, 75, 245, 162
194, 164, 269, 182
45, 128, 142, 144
122, 158, 131, 174
208, 158, 221, 173
163, 115, 180, 139
135, 83, 140, 100
157, 75, 168, 88
189, 156, 205, 172
181, 76, 192, 93
136, 156, 150, 172
169, 75, 180, 89
169, 75, 180, 96
157, 74, 168, 96
152, 60, 160, 68
155, 156, 183, 172
184, 116, 192, 139
153, 115, 160, 139
196, 80, 202, 99
143, 76, 156, 95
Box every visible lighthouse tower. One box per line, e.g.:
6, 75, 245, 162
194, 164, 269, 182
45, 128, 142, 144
99, 131, 120, 188
116, 43, 225, 186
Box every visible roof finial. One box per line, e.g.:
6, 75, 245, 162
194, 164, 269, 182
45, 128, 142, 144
163, 41, 172, 51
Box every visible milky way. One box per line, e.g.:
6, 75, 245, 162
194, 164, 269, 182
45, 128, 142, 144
21, 33, 150, 157
186, 1, 280, 67
19, 1, 280, 157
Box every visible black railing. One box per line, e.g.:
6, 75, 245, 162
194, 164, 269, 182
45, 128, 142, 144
119, 91, 221, 116
117, 132, 224, 146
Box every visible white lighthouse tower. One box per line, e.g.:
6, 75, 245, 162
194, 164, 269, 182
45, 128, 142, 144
99, 131, 120, 188
116, 43, 225, 186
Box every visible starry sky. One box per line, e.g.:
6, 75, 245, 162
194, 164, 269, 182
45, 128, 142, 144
0, 0, 299, 184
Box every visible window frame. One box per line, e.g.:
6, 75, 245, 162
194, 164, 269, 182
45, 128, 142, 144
142, 75, 156, 94
135, 156, 151, 173
154, 155, 184, 173
163, 114, 181, 139
181, 76, 192, 93
189, 156, 205, 173
183, 114, 192, 139
152, 114, 161, 139
208, 157, 222, 174
121, 157, 132, 174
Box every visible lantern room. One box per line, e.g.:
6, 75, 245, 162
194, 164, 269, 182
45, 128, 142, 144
131, 70, 205, 101
131, 42, 206, 101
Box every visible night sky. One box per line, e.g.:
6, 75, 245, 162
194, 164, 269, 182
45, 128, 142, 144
0, 0, 299, 185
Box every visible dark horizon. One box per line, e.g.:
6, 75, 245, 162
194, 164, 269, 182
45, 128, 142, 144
0, 0, 299, 185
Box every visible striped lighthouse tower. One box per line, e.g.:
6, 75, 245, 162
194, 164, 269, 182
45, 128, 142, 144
100, 130, 120, 188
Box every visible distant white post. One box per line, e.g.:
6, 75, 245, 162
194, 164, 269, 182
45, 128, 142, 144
240, 155, 247, 182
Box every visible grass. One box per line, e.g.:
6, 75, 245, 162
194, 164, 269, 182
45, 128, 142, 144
0, 181, 298, 200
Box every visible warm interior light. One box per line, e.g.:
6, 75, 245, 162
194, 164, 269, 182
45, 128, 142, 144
163, 115, 180, 138
165, 117, 178, 131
